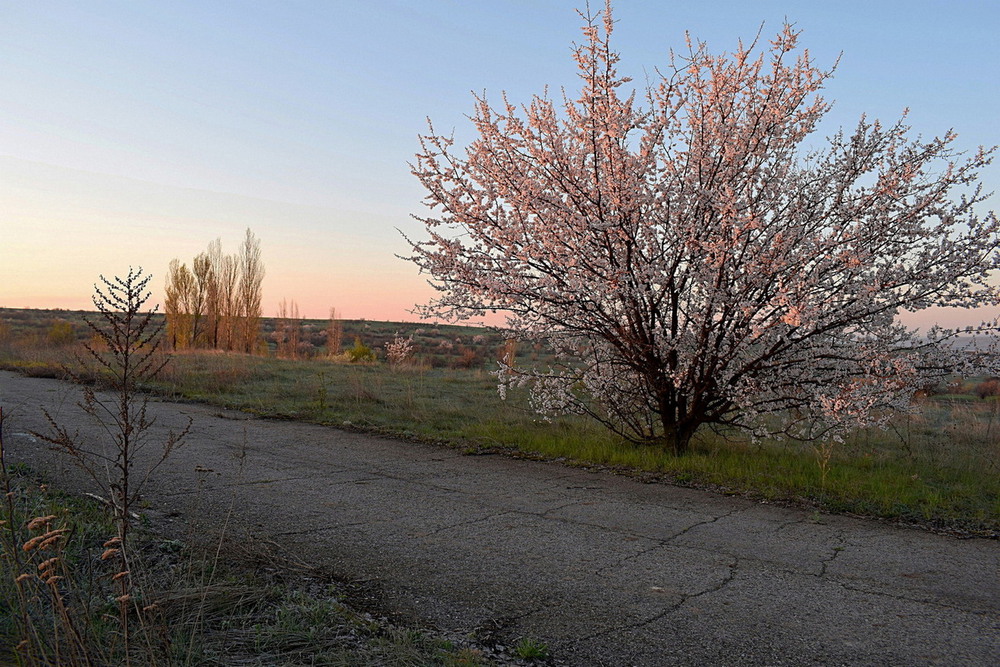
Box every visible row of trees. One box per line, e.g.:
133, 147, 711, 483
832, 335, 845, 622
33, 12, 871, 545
164, 229, 264, 353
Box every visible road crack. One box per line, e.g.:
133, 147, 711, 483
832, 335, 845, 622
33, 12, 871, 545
676, 554, 739, 607
270, 520, 373, 538
592, 539, 668, 577
580, 554, 740, 644
665, 507, 743, 543
818, 530, 847, 577
419, 511, 513, 538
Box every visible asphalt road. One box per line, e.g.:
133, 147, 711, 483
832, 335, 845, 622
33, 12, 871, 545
2, 371, 998, 666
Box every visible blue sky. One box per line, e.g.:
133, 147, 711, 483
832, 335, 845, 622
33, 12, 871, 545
1, 1, 998, 324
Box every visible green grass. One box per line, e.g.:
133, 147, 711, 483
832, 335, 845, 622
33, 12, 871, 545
514, 637, 550, 660
153, 353, 602, 448
140, 352, 1000, 535
3, 337, 998, 535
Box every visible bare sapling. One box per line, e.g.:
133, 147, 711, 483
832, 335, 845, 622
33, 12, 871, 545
275, 298, 302, 359
34, 267, 190, 663
327, 307, 343, 357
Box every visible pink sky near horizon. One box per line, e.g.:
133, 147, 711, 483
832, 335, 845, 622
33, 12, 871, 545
2, 2, 998, 330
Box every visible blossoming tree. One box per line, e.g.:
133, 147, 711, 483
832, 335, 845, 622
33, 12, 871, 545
406, 2, 1000, 454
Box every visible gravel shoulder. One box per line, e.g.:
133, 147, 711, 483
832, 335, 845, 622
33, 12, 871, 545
2, 371, 998, 666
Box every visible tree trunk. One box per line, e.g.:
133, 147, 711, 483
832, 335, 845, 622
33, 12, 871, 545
654, 385, 698, 455
660, 416, 698, 456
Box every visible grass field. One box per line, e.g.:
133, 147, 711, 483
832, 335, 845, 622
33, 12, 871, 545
149, 352, 1000, 535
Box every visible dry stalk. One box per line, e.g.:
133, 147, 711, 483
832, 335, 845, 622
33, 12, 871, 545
30, 268, 189, 666
813, 439, 836, 489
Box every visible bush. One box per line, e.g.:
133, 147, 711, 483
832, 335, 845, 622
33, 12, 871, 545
347, 338, 376, 363
46, 320, 75, 347
454, 346, 479, 369
974, 378, 1000, 399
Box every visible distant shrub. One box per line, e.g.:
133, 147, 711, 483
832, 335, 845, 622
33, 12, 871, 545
347, 337, 376, 363
945, 379, 968, 395
454, 346, 478, 369
975, 377, 1000, 399
46, 320, 75, 347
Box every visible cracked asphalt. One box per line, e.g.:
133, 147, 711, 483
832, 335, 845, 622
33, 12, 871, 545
2, 371, 998, 666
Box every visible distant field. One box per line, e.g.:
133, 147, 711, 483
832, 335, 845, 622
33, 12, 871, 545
0, 306, 521, 369
1, 307, 998, 536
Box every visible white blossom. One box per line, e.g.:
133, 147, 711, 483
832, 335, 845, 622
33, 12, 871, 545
405, 2, 1000, 453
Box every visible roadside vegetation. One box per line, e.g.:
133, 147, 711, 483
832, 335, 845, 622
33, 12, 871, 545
154, 355, 1000, 535
1, 306, 998, 536
0, 454, 501, 665
0, 291, 508, 665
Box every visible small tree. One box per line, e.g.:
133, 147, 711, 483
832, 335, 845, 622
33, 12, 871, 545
237, 228, 265, 354
164, 259, 195, 349
190, 251, 213, 346
385, 334, 414, 367
407, 2, 1000, 453
275, 298, 302, 359
211, 238, 241, 351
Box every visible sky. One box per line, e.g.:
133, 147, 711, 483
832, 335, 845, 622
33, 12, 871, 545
1, 1, 998, 327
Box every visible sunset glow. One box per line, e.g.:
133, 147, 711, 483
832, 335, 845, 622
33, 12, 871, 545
2, 1, 997, 325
